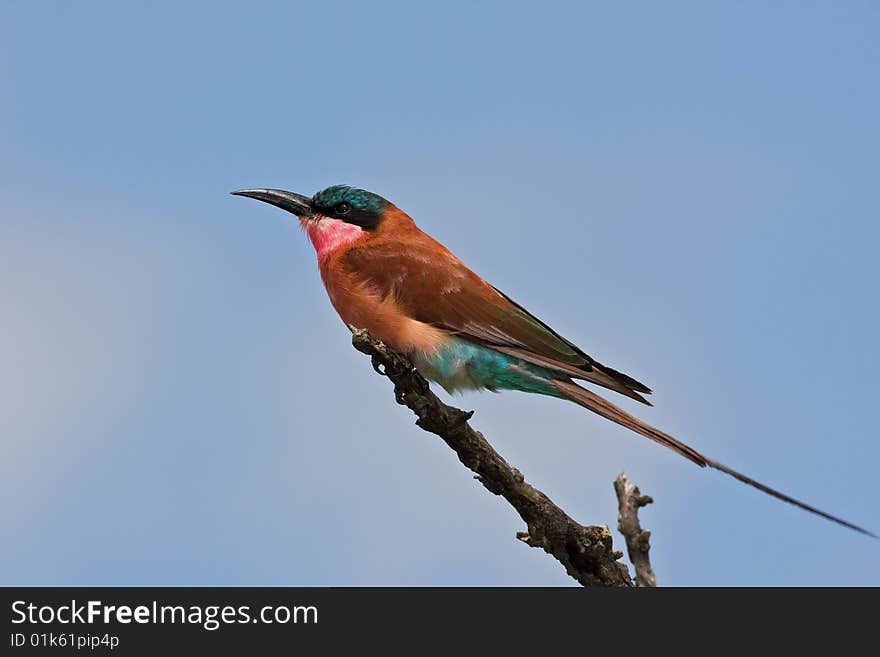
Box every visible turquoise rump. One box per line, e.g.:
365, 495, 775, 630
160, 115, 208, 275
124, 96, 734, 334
413, 337, 564, 396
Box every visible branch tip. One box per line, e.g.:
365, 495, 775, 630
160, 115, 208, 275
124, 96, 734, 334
614, 472, 657, 587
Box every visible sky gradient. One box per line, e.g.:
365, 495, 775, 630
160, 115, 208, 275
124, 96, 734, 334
2, 1, 879, 585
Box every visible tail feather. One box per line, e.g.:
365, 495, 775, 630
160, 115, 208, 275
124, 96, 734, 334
592, 361, 653, 395
552, 379, 875, 537
552, 380, 706, 466
703, 459, 875, 536
489, 345, 653, 404
579, 363, 653, 406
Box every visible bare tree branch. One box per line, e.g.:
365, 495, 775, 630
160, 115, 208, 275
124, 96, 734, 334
350, 327, 634, 587
614, 472, 657, 587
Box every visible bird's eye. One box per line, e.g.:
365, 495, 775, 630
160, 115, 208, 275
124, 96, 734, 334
335, 202, 351, 216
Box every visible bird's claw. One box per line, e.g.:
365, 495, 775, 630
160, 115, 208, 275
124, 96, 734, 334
385, 360, 408, 378
371, 356, 386, 376
414, 372, 430, 394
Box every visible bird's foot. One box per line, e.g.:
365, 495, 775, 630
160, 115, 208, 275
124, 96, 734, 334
412, 369, 430, 394
451, 409, 474, 428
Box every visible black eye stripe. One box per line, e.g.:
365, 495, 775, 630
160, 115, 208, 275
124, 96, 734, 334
314, 200, 382, 230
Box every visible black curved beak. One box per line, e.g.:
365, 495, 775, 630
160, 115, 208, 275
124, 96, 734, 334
231, 188, 314, 218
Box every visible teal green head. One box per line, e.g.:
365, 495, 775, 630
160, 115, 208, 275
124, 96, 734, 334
231, 184, 390, 230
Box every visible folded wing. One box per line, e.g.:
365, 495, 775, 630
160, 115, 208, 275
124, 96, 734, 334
342, 236, 652, 403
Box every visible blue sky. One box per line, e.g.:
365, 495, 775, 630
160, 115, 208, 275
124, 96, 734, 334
2, 1, 878, 585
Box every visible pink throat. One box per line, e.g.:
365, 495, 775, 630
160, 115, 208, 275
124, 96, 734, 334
302, 218, 365, 259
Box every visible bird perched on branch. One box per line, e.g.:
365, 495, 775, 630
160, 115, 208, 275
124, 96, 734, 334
233, 184, 872, 536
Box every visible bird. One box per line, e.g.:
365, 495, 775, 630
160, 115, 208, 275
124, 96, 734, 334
232, 184, 873, 536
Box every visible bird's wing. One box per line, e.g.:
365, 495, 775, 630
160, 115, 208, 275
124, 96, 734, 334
342, 237, 652, 402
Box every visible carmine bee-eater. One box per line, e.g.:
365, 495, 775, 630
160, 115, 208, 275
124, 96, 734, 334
233, 184, 872, 536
